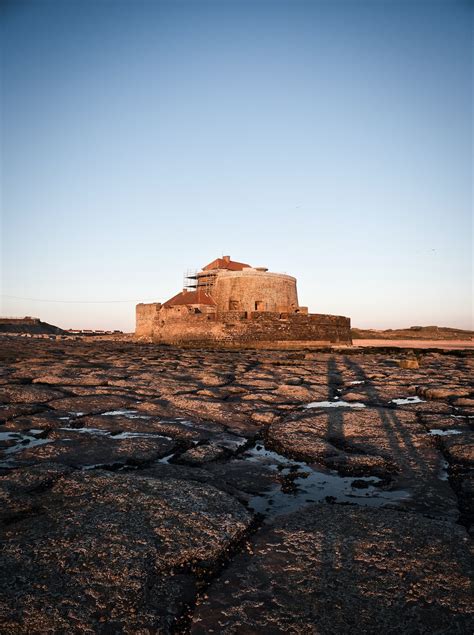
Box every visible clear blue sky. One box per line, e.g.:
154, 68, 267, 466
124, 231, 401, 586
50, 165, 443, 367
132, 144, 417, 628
1, 0, 472, 331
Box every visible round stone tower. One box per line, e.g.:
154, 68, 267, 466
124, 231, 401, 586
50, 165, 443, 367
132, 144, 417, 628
211, 268, 299, 314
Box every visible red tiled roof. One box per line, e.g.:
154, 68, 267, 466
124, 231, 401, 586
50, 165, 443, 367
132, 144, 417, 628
202, 256, 251, 271
163, 289, 216, 308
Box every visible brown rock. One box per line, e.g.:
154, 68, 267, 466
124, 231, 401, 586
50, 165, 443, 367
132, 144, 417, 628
175, 443, 226, 466
399, 358, 419, 369
0, 384, 65, 404
47, 394, 136, 415
192, 506, 474, 634
0, 470, 252, 633
7, 434, 178, 469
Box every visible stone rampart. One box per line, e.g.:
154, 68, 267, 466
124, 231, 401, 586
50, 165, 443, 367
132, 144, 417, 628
136, 257, 351, 347
135, 303, 162, 338
143, 310, 351, 347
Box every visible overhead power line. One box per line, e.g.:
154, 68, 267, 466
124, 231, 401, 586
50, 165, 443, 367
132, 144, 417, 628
1, 295, 156, 304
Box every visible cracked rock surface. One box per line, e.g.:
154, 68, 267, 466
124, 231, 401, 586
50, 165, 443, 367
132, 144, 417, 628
192, 506, 473, 634
0, 337, 473, 633
0, 467, 252, 633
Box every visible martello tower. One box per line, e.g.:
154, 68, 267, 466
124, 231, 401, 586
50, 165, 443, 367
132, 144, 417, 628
136, 255, 351, 347
183, 256, 300, 315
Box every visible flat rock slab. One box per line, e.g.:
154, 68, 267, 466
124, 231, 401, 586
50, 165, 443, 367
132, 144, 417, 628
47, 394, 136, 415
0, 404, 47, 423
0, 462, 73, 522
442, 434, 474, 469
192, 505, 474, 634
0, 469, 252, 633
267, 408, 459, 518
0, 339, 473, 631
141, 459, 279, 500
0, 384, 66, 404
3, 434, 178, 469
176, 443, 227, 466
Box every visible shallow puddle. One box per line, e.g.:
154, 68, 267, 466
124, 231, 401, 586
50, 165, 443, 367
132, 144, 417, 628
158, 452, 176, 464
239, 444, 410, 519
438, 459, 450, 481
429, 429, 463, 436
305, 400, 366, 409
0, 431, 51, 467
390, 397, 425, 405
59, 427, 172, 440
101, 409, 151, 419
210, 432, 248, 451
112, 431, 172, 440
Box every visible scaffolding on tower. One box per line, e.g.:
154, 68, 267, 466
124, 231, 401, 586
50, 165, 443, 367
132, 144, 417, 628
183, 270, 198, 291
183, 268, 217, 296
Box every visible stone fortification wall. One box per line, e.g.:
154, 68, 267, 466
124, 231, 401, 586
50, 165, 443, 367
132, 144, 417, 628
212, 270, 298, 314
143, 310, 351, 347
231, 313, 351, 345
136, 303, 162, 338
136, 261, 351, 347
152, 313, 224, 343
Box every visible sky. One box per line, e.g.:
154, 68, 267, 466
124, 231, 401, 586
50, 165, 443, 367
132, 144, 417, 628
1, 0, 472, 332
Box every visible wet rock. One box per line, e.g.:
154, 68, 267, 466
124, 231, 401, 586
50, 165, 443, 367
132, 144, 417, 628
2, 410, 67, 431
62, 413, 207, 443
325, 453, 398, 478
142, 458, 278, 500
0, 462, 73, 523
6, 434, 178, 469
0, 470, 252, 633
351, 478, 377, 488
450, 472, 474, 532
0, 338, 473, 630
0, 404, 46, 423
419, 414, 471, 433
192, 506, 473, 634
267, 408, 459, 517
442, 436, 474, 469
343, 383, 414, 404
47, 394, 136, 415
267, 419, 341, 464
163, 394, 251, 433
175, 443, 227, 466
395, 400, 454, 414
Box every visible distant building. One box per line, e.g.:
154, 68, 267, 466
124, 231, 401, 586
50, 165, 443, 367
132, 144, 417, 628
136, 256, 351, 348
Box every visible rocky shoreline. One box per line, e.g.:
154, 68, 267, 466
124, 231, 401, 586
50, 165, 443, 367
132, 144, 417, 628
0, 337, 473, 633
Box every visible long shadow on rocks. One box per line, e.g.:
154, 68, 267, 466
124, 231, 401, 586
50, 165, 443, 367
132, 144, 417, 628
266, 355, 459, 520
190, 505, 473, 634
339, 355, 460, 520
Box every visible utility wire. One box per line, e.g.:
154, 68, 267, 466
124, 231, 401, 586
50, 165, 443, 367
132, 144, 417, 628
1, 295, 156, 304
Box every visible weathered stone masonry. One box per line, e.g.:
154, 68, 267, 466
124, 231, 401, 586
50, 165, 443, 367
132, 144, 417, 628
136, 256, 351, 347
